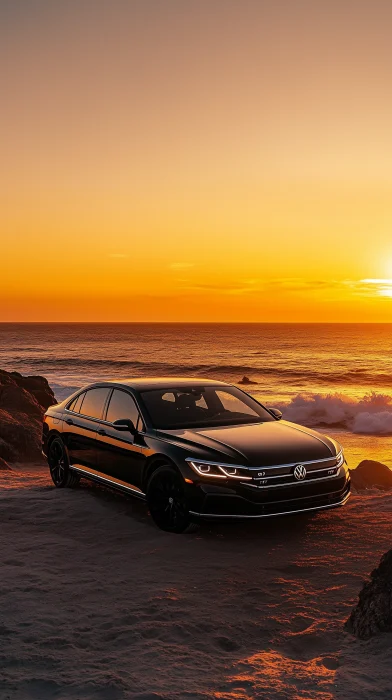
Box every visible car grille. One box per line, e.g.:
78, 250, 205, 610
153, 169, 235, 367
242, 453, 344, 489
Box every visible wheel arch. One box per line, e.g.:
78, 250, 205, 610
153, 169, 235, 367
142, 454, 181, 492
46, 430, 71, 460
46, 429, 62, 449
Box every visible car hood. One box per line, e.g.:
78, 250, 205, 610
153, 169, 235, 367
158, 420, 337, 467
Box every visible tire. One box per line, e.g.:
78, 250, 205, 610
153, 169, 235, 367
146, 465, 199, 533
47, 437, 80, 488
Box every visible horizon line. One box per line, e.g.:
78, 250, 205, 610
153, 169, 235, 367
1, 321, 392, 325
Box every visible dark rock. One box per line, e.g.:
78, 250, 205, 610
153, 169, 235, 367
0, 369, 56, 463
349, 460, 392, 491
345, 549, 392, 639
238, 376, 257, 385
0, 370, 54, 410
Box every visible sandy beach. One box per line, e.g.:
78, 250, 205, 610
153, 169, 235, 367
1, 463, 391, 700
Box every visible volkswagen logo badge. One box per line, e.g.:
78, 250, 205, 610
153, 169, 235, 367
294, 464, 307, 481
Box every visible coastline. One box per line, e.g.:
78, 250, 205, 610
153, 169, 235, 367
2, 322, 392, 474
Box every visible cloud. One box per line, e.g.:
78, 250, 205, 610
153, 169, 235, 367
270, 278, 342, 292
174, 277, 346, 297
347, 278, 392, 298
137, 274, 392, 302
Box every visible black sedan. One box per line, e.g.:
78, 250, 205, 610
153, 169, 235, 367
42, 378, 350, 532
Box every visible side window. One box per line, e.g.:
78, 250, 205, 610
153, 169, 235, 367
69, 392, 86, 413
67, 397, 77, 412
80, 388, 110, 419
106, 389, 140, 427
136, 414, 145, 432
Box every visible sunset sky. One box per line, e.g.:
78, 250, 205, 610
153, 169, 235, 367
2, 0, 392, 321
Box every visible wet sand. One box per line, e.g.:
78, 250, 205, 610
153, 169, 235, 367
0, 463, 391, 699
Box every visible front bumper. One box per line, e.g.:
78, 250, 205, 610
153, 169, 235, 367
184, 454, 351, 519
189, 480, 350, 519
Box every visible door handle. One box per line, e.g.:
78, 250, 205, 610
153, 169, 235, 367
97, 429, 106, 436
65, 418, 74, 425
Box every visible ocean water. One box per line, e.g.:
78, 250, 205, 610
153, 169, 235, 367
1, 323, 392, 468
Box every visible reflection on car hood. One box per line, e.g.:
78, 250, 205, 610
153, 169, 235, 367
159, 420, 336, 467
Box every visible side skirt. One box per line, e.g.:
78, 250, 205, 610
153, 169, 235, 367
69, 465, 146, 500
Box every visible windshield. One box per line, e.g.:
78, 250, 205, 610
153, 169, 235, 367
139, 385, 275, 429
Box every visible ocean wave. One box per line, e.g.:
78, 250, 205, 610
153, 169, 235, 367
10, 356, 392, 387
277, 392, 392, 435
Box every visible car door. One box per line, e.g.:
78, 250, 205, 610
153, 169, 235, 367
64, 387, 111, 471
96, 388, 146, 491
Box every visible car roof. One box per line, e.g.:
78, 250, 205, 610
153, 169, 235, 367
102, 377, 230, 391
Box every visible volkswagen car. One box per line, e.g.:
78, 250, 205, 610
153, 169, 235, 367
42, 378, 350, 533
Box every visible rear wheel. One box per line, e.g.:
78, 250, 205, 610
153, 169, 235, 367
48, 437, 80, 488
146, 465, 198, 533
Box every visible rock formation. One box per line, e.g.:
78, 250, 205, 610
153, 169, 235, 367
238, 376, 257, 385
349, 459, 392, 491
346, 549, 392, 639
0, 370, 56, 466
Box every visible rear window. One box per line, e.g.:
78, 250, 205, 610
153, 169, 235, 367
80, 388, 110, 419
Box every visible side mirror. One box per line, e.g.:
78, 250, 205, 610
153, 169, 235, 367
269, 408, 283, 420
113, 418, 137, 435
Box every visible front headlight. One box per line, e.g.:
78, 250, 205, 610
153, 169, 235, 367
336, 450, 345, 468
188, 460, 252, 480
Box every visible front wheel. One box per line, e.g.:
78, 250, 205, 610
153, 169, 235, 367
48, 437, 80, 488
146, 465, 198, 533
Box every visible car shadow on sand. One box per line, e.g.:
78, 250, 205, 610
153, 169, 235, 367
79, 475, 318, 544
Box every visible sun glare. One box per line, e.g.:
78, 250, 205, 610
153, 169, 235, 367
361, 279, 392, 284
360, 279, 392, 298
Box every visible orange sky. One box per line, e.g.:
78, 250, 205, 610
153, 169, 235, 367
2, 0, 392, 321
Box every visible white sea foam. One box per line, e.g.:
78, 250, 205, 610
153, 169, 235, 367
277, 393, 392, 435
352, 410, 392, 435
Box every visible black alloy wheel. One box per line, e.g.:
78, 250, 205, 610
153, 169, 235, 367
48, 437, 80, 488
147, 465, 198, 533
